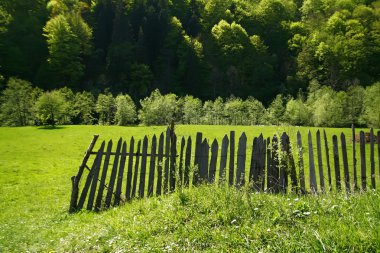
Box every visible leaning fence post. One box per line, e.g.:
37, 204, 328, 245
236, 132, 247, 188
341, 133, 351, 194
352, 125, 358, 190
323, 130, 332, 191
308, 131, 317, 194
333, 135, 341, 191
370, 129, 375, 189
316, 130, 325, 193
70, 135, 99, 213
229, 131, 235, 186
297, 131, 306, 195
360, 131, 367, 191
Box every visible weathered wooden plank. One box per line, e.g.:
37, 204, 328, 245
148, 135, 157, 197
250, 137, 259, 191
178, 137, 185, 187
332, 135, 341, 191
236, 132, 247, 188
219, 135, 229, 184
93, 140, 112, 211
297, 131, 306, 195
139, 136, 148, 198
70, 135, 99, 212
308, 131, 318, 194
316, 130, 325, 193
114, 141, 127, 206
131, 140, 141, 198
164, 128, 171, 194
279, 133, 288, 194
209, 139, 218, 182
105, 138, 122, 208
184, 136, 192, 187
271, 135, 279, 193
266, 137, 273, 191
352, 125, 358, 190
125, 137, 134, 201
370, 128, 375, 189
193, 132, 203, 185
282, 132, 297, 193
340, 133, 350, 194
156, 133, 164, 196
229, 131, 235, 186
323, 130, 332, 191
199, 139, 209, 182
360, 131, 367, 191
261, 138, 267, 191
86, 141, 105, 211
169, 133, 177, 192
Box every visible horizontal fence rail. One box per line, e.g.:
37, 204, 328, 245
70, 126, 380, 212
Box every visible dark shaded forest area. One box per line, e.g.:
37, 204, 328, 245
0, 0, 379, 103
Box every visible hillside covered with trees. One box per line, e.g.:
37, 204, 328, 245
0, 0, 379, 127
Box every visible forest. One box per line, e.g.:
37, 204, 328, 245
0, 0, 379, 126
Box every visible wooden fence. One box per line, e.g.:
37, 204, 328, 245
69, 126, 380, 212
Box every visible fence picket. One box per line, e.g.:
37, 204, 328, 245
219, 135, 229, 184
178, 137, 185, 187
139, 136, 148, 198
193, 132, 202, 185
297, 132, 306, 195
164, 128, 171, 194
323, 130, 332, 191
87, 142, 105, 211
316, 130, 325, 193
148, 135, 157, 197
370, 129, 375, 189
236, 132, 247, 188
156, 133, 164, 196
105, 138, 122, 208
184, 136, 192, 187
340, 133, 350, 194
200, 139, 209, 182
332, 135, 341, 191
229, 131, 235, 186
114, 141, 127, 206
260, 138, 266, 191
360, 131, 367, 191
170, 133, 177, 192
280, 133, 288, 193
125, 137, 134, 200
266, 137, 273, 192
352, 125, 358, 190
308, 131, 317, 194
250, 137, 259, 191
94, 140, 112, 211
209, 139, 218, 182
131, 140, 141, 198
271, 135, 279, 193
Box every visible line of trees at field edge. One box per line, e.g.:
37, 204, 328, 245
0, 78, 379, 128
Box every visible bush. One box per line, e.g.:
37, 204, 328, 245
34, 90, 68, 126
115, 94, 137, 126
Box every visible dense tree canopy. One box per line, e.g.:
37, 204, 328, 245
0, 0, 379, 103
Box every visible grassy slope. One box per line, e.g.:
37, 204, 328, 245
0, 125, 379, 252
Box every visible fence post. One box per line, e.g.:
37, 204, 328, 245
332, 135, 341, 191
316, 130, 325, 193
236, 132, 247, 188
297, 131, 306, 195
219, 135, 229, 184
184, 136, 192, 187
280, 133, 288, 194
250, 137, 259, 191
229, 131, 235, 186
131, 140, 141, 198
323, 130, 332, 191
193, 132, 202, 186
178, 137, 185, 187
352, 125, 358, 190
209, 139, 218, 182
156, 133, 164, 196
148, 135, 157, 197
125, 137, 134, 200
308, 131, 318, 194
370, 129, 375, 189
87, 142, 105, 211
360, 131, 367, 191
114, 141, 127, 205
271, 135, 279, 193
341, 133, 350, 194
169, 133, 177, 192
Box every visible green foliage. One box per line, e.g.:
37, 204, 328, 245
96, 92, 116, 125
34, 90, 68, 126
284, 96, 310, 126
138, 89, 179, 126
182, 95, 203, 124
265, 94, 286, 125
0, 78, 36, 126
362, 82, 380, 128
73, 91, 95, 125
115, 93, 137, 126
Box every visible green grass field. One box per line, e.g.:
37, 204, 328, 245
0, 125, 379, 252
